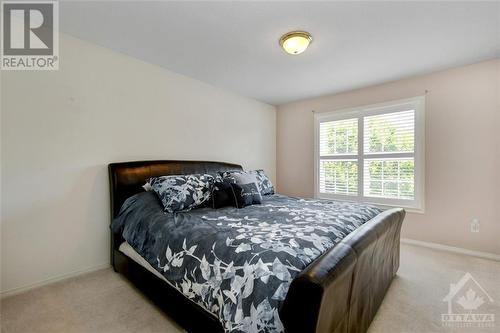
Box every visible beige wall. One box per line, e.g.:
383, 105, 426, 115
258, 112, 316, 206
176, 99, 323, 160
277, 59, 500, 255
1, 34, 276, 294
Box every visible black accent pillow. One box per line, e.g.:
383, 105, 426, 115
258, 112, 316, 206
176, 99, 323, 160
210, 180, 235, 209
230, 183, 262, 208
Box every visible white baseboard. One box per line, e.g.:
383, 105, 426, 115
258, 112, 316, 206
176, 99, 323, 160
401, 238, 500, 262
1, 263, 110, 299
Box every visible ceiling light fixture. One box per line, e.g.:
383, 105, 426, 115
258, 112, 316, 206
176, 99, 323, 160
279, 31, 313, 55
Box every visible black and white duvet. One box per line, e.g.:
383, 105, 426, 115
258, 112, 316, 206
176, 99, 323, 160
112, 193, 382, 333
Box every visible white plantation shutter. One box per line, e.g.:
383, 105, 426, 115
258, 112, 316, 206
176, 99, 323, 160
315, 97, 424, 210
319, 159, 358, 196
318, 119, 358, 196
319, 118, 358, 156
364, 158, 414, 199
364, 110, 415, 154
363, 110, 415, 200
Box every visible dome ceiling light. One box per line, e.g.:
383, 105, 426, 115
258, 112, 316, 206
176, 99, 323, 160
279, 31, 313, 55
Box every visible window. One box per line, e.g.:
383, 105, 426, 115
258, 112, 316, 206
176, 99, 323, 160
314, 96, 425, 211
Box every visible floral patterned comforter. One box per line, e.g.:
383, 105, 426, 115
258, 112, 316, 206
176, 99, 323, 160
112, 192, 382, 333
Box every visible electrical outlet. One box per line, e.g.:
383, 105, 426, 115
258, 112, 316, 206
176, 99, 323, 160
470, 218, 480, 233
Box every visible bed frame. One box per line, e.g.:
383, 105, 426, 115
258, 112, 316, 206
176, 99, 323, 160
109, 160, 405, 333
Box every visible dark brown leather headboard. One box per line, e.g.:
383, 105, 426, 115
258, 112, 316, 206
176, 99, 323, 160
108, 160, 242, 219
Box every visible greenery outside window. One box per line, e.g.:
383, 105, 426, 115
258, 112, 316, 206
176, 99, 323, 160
314, 97, 425, 212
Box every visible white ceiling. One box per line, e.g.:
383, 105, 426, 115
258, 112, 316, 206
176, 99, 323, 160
59, 1, 500, 105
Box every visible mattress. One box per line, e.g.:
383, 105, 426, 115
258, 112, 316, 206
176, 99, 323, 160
118, 241, 218, 318
119, 241, 169, 283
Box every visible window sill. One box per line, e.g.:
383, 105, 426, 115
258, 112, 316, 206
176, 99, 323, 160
372, 202, 425, 214
315, 194, 425, 214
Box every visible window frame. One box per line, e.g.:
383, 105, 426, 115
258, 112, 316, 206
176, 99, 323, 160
314, 96, 425, 213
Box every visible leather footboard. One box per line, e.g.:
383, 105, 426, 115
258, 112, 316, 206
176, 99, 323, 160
280, 208, 405, 333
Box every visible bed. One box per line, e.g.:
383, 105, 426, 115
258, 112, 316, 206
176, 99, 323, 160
109, 160, 405, 333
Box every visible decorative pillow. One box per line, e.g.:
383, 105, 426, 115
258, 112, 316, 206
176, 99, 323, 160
209, 180, 235, 209
232, 172, 259, 187
230, 182, 262, 208
253, 169, 274, 195
219, 170, 239, 183
148, 174, 214, 213
221, 169, 274, 195
214, 173, 224, 183
142, 181, 153, 191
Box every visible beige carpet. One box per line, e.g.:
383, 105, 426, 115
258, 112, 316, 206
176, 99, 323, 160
1, 243, 499, 333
